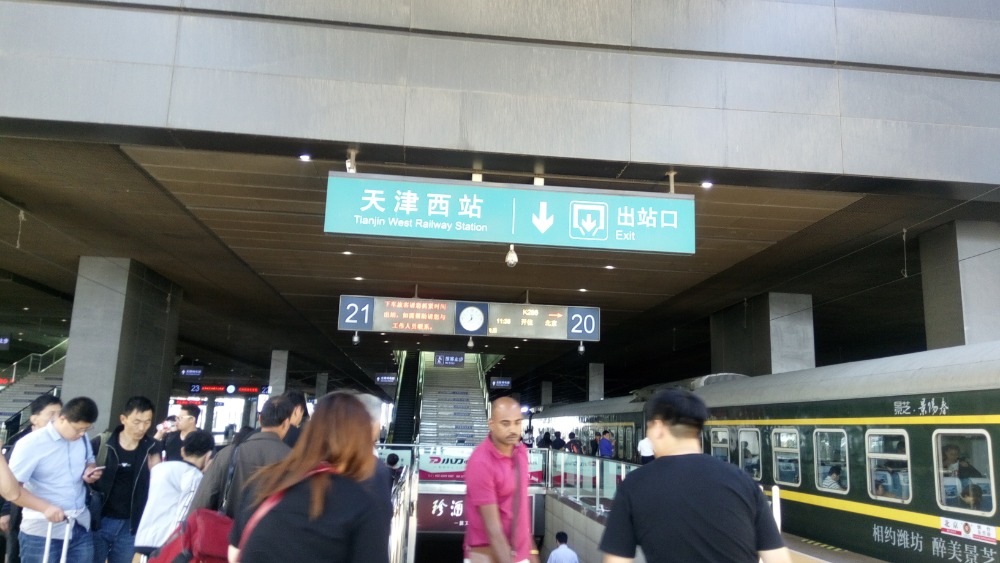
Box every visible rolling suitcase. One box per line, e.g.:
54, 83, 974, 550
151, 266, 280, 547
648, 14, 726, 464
42, 518, 73, 563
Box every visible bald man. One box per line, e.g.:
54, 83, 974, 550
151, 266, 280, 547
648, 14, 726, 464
463, 397, 539, 563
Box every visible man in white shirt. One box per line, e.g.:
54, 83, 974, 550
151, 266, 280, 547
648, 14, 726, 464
547, 531, 579, 563
9, 397, 104, 563
637, 436, 655, 465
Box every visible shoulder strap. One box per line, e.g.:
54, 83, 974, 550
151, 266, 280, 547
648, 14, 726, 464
238, 464, 336, 551
219, 444, 241, 514
96, 431, 111, 467
510, 451, 522, 553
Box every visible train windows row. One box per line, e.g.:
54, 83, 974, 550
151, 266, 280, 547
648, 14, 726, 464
711, 426, 995, 517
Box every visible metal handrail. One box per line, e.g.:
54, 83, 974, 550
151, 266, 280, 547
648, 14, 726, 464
0, 339, 69, 384
0, 386, 60, 445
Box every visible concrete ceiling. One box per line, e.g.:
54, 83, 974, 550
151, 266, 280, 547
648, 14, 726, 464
2, 131, 997, 401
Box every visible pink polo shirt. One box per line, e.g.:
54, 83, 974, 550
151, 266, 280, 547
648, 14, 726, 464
464, 435, 532, 561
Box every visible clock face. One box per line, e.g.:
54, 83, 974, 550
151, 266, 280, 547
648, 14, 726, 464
459, 305, 485, 332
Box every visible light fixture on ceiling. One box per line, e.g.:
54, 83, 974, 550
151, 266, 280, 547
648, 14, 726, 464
354, 276, 364, 281
467, 336, 475, 349
701, 181, 713, 189
505, 244, 518, 267
579, 288, 588, 292
346, 150, 357, 173
577, 341, 585, 355
298, 154, 311, 162
352, 331, 360, 346
604, 265, 615, 270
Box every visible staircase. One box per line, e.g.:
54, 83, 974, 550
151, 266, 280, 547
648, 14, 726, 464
0, 340, 68, 441
418, 352, 488, 445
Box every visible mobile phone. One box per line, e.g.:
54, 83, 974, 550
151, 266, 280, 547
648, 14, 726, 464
89, 466, 106, 473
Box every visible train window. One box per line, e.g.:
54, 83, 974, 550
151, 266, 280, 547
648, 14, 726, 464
865, 430, 910, 503
814, 429, 848, 494
739, 429, 761, 481
772, 428, 800, 486
711, 428, 730, 463
933, 430, 995, 516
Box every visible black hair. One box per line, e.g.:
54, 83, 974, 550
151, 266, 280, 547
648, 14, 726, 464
29, 394, 62, 416
181, 429, 215, 457
556, 531, 568, 544
283, 389, 309, 418
62, 397, 98, 424
180, 404, 201, 420
259, 395, 293, 427
644, 388, 709, 431
829, 465, 842, 476
386, 453, 400, 467
121, 396, 155, 416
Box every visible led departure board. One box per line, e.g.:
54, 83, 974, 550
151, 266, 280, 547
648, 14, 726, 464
339, 295, 599, 341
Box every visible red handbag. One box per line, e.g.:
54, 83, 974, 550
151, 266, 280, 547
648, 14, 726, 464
148, 509, 232, 563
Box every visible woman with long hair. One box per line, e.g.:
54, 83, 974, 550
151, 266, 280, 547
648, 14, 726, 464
228, 392, 391, 563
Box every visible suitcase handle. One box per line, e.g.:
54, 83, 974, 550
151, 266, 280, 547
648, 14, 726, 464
43, 518, 74, 563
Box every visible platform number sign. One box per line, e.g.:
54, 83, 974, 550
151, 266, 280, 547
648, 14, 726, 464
339, 296, 375, 331
567, 307, 600, 341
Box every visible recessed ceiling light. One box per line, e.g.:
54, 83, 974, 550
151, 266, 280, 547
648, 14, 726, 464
61, 318, 67, 322
514, 345, 519, 349
522, 339, 528, 342
579, 288, 588, 292
354, 276, 364, 281
604, 265, 615, 270
298, 154, 311, 162
383, 340, 389, 344
342, 251, 353, 255
22, 307, 29, 311
701, 181, 713, 189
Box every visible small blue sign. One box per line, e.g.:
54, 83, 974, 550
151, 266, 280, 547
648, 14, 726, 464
338, 295, 375, 331
325, 173, 695, 254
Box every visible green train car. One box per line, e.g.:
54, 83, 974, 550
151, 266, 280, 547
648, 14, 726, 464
698, 341, 1000, 562
537, 341, 1000, 561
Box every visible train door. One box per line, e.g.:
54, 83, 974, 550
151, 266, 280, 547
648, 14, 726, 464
620, 424, 635, 463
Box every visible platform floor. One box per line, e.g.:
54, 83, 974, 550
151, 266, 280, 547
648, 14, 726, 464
785, 533, 884, 563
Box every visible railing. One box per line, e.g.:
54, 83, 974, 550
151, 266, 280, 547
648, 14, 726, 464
0, 339, 69, 384
1, 387, 61, 445
388, 464, 418, 563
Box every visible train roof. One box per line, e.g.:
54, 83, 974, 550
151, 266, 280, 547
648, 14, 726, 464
694, 340, 1000, 407
534, 394, 643, 418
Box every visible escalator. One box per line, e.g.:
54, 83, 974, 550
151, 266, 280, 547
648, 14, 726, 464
390, 353, 421, 444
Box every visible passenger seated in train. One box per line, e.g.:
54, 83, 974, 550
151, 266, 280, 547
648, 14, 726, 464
884, 441, 908, 471
960, 484, 984, 510
942, 444, 983, 478
820, 465, 844, 490
874, 479, 899, 499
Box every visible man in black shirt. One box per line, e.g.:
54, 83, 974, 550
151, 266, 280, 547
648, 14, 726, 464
155, 404, 200, 461
599, 389, 790, 563
90, 396, 160, 563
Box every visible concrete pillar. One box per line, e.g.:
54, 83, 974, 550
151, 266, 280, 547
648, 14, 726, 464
62, 257, 181, 432
203, 396, 216, 433
241, 398, 256, 429
920, 221, 1000, 349
588, 363, 604, 401
315, 372, 329, 397
541, 381, 552, 405
710, 292, 815, 376
268, 350, 289, 395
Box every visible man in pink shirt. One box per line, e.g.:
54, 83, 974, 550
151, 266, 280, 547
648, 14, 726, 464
464, 397, 539, 563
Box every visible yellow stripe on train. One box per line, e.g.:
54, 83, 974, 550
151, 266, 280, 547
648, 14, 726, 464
767, 489, 940, 529
705, 415, 1000, 426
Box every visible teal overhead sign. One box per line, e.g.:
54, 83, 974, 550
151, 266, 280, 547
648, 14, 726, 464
325, 173, 695, 253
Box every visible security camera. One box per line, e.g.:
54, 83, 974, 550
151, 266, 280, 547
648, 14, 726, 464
352, 332, 360, 346
577, 341, 585, 355
505, 244, 518, 267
